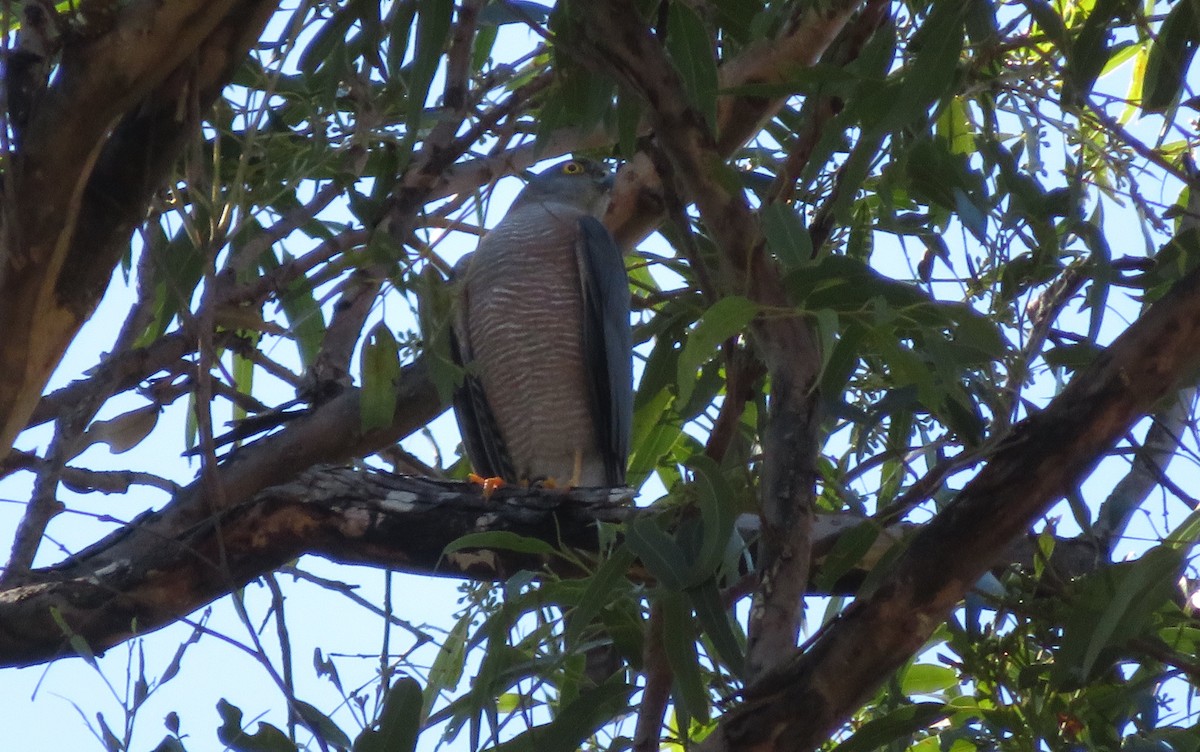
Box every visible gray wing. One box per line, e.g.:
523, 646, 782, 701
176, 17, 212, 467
449, 257, 518, 482
576, 216, 633, 486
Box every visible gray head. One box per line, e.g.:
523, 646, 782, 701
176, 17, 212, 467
509, 159, 614, 216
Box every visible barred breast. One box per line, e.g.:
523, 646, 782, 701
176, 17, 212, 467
464, 200, 606, 486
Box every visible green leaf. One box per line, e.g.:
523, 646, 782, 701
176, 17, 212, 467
232, 351, 254, 423
1063, 0, 1123, 104
407, 0, 455, 148
487, 678, 632, 752
759, 203, 813, 270
1043, 342, 1102, 373
686, 578, 745, 678
293, 700, 352, 749
537, 61, 615, 145
260, 251, 326, 365
660, 590, 709, 722
138, 225, 206, 347
684, 455, 737, 584
49, 607, 97, 667
1020, 0, 1067, 47
876, 3, 965, 131
625, 516, 691, 591
360, 322, 401, 432
564, 545, 637, 648
666, 3, 719, 128
1142, 0, 1200, 112
216, 699, 297, 752
900, 663, 959, 695
479, 0, 552, 26
1166, 506, 1200, 548
424, 612, 470, 716
471, 22, 498, 72
676, 296, 758, 406
964, 0, 999, 45
953, 187, 987, 242
905, 137, 986, 218
830, 702, 950, 752
616, 90, 641, 159
442, 531, 558, 558
635, 325, 683, 409
628, 389, 684, 489
354, 677, 422, 752
813, 520, 880, 592
386, 1, 418, 78
710, 0, 752, 43
1054, 546, 1185, 687
936, 95, 975, 155
298, 4, 358, 75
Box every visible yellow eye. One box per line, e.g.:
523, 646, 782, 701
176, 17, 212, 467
562, 161, 584, 175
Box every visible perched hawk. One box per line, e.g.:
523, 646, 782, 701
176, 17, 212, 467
451, 159, 632, 488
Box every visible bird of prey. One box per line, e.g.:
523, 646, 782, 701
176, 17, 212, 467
450, 158, 632, 489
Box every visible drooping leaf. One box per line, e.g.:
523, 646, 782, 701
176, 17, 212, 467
259, 251, 326, 365
360, 322, 401, 432
1063, 0, 1124, 104
77, 405, 160, 458
424, 612, 471, 716
684, 454, 737, 584
354, 677, 423, 752
1142, 0, 1200, 112
1053, 546, 1186, 688
564, 545, 637, 649
406, 0, 455, 151
666, 2, 719, 128
479, 0, 552, 26
686, 577, 745, 678
625, 516, 691, 591
486, 678, 632, 752
676, 296, 758, 406
830, 702, 951, 752
293, 700, 352, 749
760, 203, 814, 270
216, 699, 297, 752
660, 590, 709, 723
442, 531, 559, 558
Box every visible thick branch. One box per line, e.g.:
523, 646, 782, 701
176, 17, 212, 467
0, 464, 1099, 670
0, 467, 631, 668
0, 0, 277, 458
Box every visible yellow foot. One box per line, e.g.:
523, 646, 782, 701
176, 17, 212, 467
468, 473, 506, 498
535, 451, 585, 490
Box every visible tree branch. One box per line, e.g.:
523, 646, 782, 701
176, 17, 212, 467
0, 0, 277, 458
0, 463, 1102, 671
701, 260, 1200, 751
570, 0, 845, 681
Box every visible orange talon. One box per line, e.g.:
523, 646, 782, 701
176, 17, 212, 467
468, 473, 506, 498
